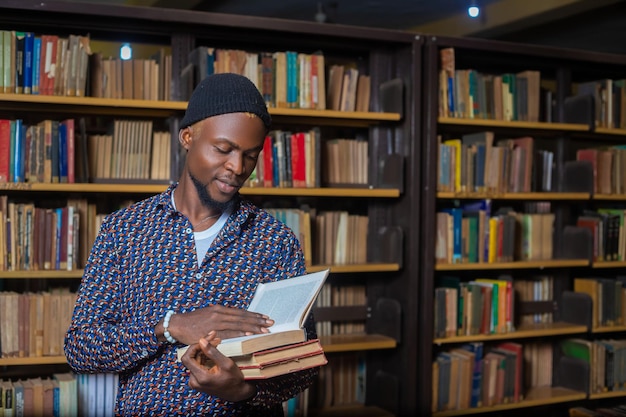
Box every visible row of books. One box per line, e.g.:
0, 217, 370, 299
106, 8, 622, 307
435, 202, 554, 264
577, 209, 626, 262
434, 276, 515, 338
574, 277, 626, 330
439, 47, 542, 122
572, 78, 626, 130
247, 129, 322, 189
0, 289, 76, 358
438, 132, 554, 194
87, 120, 171, 181
184, 47, 328, 110
577, 147, 626, 195
0, 373, 118, 417
0, 118, 77, 184
265, 207, 369, 267
561, 338, 626, 395
0, 197, 89, 272
0, 30, 90, 97
314, 284, 367, 337
433, 341, 550, 412
514, 275, 554, 325
90, 51, 173, 101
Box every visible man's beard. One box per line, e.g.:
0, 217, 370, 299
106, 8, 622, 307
189, 171, 236, 213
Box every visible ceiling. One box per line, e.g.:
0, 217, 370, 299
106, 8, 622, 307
66, 0, 626, 54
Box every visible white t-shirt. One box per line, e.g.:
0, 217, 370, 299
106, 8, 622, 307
171, 193, 230, 265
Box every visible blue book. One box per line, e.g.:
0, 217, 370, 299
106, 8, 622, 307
55, 207, 63, 269
441, 207, 463, 263
32, 36, 41, 94
12, 119, 24, 182
58, 123, 68, 182
462, 342, 484, 407
23, 32, 34, 94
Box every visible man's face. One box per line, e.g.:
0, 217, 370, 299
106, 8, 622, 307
182, 112, 266, 210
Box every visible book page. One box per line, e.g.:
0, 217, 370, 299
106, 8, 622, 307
248, 269, 329, 331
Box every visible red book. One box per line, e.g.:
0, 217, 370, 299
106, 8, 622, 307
0, 119, 11, 182
262, 135, 273, 187
290, 132, 306, 187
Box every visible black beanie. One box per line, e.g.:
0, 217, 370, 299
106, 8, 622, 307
180, 73, 271, 130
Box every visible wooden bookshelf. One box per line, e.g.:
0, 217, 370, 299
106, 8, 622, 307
420, 34, 626, 415
0, 270, 84, 279
592, 261, 626, 268
591, 325, 626, 333
589, 390, 626, 400
0, 356, 67, 366
433, 322, 588, 345
0, 182, 400, 197
437, 191, 590, 200
433, 386, 587, 416
320, 334, 397, 353
311, 405, 394, 417
0, 2, 418, 415
435, 259, 589, 271
438, 117, 589, 131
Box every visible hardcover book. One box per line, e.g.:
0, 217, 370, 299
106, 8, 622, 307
177, 269, 330, 357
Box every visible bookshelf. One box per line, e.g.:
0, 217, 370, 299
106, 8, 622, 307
420, 34, 626, 415
0, 1, 420, 415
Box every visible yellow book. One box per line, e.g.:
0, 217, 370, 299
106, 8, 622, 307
488, 217, 498, 263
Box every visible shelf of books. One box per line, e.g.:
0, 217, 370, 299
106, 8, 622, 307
0, 1, 420, 414
419, 33, 626, 415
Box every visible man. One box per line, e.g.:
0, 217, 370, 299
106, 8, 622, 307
64, 73, 318, 416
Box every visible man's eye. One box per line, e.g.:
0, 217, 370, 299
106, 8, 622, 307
215, 147, 230, 154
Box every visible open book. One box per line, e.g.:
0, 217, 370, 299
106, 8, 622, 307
177, 268, 330, 358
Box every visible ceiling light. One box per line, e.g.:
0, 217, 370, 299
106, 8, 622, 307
468, 1, 480, 18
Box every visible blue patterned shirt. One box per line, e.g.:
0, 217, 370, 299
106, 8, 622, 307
64, 184, 317, 416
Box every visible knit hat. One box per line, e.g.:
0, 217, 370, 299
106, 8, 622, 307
180, 73, 271, 130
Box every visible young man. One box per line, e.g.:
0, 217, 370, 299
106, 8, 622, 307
64, 73, 318, 415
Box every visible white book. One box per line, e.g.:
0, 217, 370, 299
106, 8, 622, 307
178, 269, 329, 358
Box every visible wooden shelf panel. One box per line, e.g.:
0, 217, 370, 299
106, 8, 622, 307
592, 261, 626, 268
316, 263, 400, 273
0, 355, 67, 366
594, 127, 626, 136
433, 322, 587, 345
0, 93, 400, 124
0, 270, 84, 278
438, 117, 589, 131
310, 405, 394, 417
437, 192, 590, 200
589, 390, 626, 400
0, 182, 400, 197
435, 259, 589, 271
433, 386, 587, 416
592, 325, 626, 333
593, 194, 626, 200
0, 264, 399, 279
243, 187, 400, 198
320, 334, 396, 353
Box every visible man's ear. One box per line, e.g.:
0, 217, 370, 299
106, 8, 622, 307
179, 127, 192, 150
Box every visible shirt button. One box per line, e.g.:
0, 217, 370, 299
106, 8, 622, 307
141, 350, 148, 357
185, 227, 192, 234
195, 273, 202, 279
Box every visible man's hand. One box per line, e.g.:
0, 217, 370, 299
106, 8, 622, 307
157, 305, 274, 345
181, 331, 256, 402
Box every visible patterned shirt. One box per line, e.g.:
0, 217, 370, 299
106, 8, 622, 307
64, 184, 317, 416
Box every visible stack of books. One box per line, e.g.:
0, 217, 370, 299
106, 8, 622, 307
177, 269, 330, 379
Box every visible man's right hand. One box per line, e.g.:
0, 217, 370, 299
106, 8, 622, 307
156, 304, 274, 345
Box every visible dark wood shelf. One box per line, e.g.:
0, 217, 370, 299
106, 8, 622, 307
432, 386, 587, 416
433, 322, 587, 345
